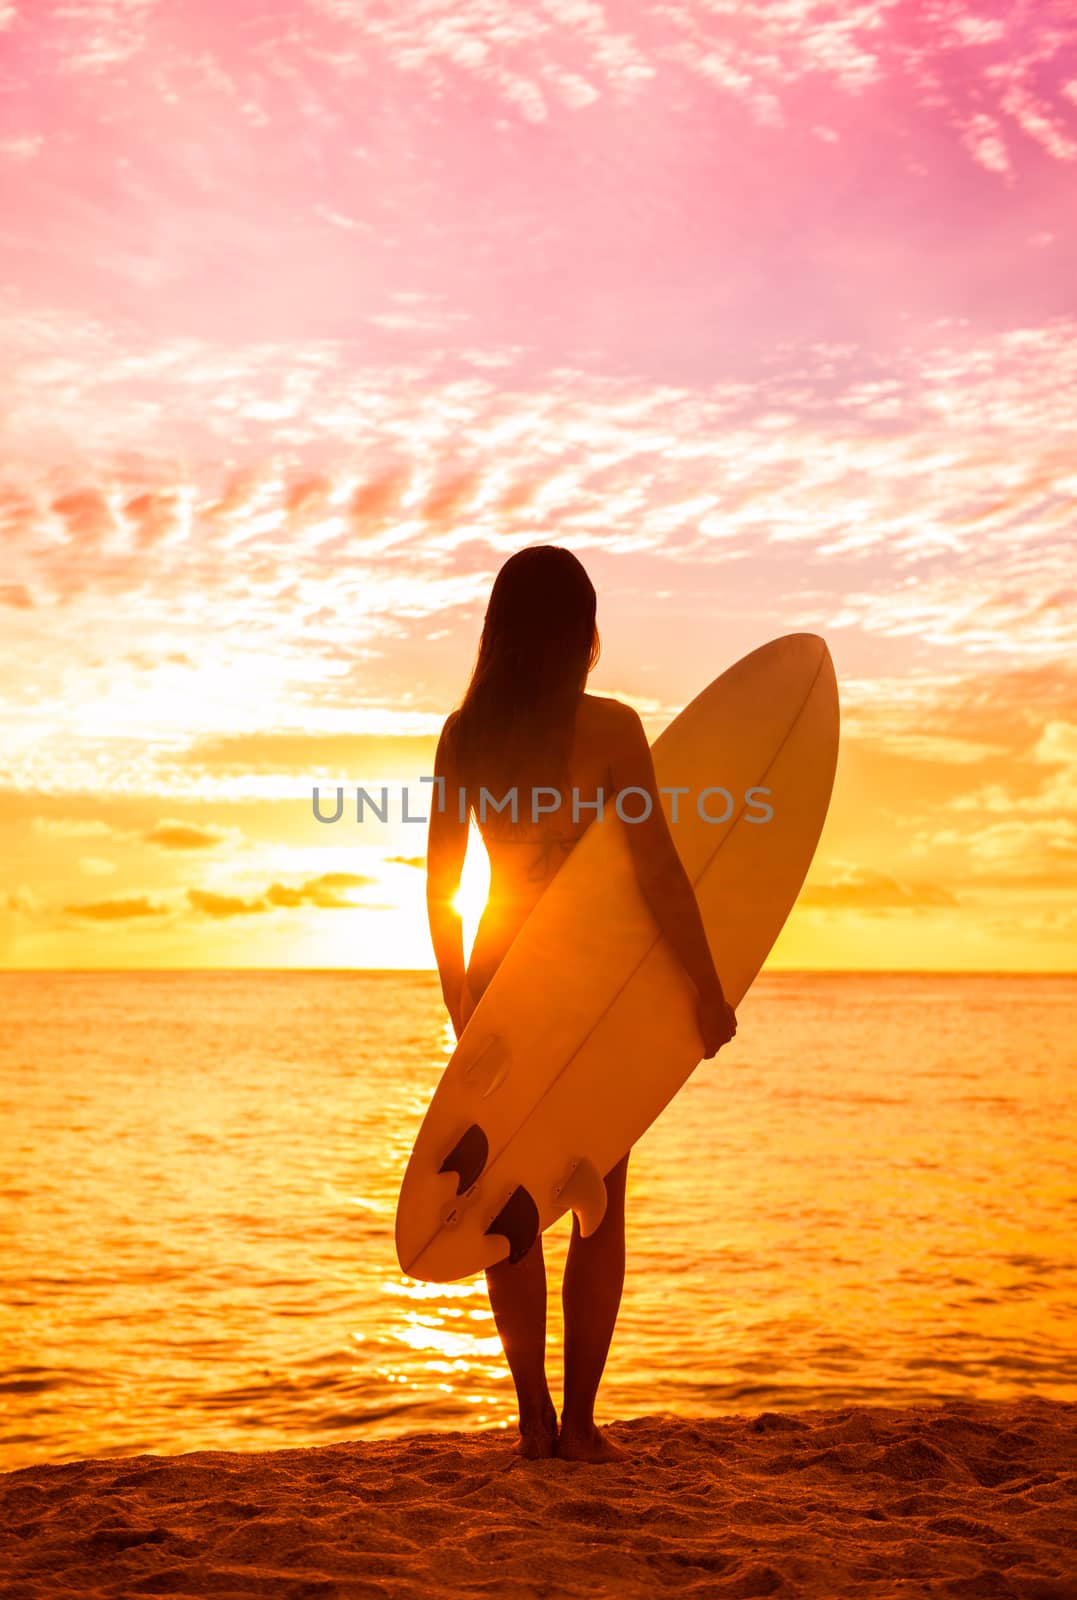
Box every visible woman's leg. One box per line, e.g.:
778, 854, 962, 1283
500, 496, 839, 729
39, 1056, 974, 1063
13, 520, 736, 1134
469, 956, 558, 1454
486, 1237, 558, 1458
558, 1153, 629, 1462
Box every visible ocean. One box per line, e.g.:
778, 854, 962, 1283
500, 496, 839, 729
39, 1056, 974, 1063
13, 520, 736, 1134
2, 970, 1075, 1470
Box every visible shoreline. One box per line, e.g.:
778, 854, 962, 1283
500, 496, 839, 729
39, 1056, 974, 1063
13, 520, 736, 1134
3, 1398, 1075, 1598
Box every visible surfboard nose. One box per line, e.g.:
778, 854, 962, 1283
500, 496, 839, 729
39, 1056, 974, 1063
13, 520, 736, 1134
402, 1214, 512, 1283
752, 631, 830, 675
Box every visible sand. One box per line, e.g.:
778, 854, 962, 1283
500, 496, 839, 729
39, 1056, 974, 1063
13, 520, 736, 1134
2, 1399, 1075, 1598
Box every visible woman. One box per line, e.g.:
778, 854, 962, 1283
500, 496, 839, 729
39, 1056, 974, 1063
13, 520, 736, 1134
426, 546, 736, 1464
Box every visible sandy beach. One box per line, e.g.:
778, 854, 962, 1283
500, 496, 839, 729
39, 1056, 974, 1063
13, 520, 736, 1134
2, 1398, 1075, 1598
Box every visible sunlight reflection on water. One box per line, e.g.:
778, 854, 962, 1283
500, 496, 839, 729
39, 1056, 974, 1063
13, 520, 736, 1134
1, 969, 1075, 1467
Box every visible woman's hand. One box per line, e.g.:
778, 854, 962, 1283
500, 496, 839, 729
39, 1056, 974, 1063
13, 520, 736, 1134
696, 983, 737, 1059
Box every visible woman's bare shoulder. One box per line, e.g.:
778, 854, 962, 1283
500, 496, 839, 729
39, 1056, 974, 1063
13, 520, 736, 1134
580, 693, 640, 734
436, 707, 462, 766
580, 691, 634, 718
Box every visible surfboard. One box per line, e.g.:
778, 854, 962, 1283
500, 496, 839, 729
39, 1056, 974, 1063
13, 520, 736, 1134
396, 632, 839, 1283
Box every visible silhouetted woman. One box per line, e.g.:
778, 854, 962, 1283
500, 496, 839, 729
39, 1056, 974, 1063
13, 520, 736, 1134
426, 545, 736, 1463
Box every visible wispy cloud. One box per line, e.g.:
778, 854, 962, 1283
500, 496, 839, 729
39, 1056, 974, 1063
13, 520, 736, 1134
2, 316, 1074, 804
263, 871, 376, 908
186, 888, 264, 918
78, 856, 116, 876
303, 0, 1077, 175
49, 0, 159, 74
801, 866, 959, 911
179, 734, 439, 778
143, 820, 228, 850
0, 135, 43, 160
64, 894, 168, 920
33, 817, 113, 838
186, 871, 378, 916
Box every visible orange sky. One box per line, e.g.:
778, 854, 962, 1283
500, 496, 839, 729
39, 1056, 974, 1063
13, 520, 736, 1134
2, 1, 1076, 972
5, 643, 1076, 971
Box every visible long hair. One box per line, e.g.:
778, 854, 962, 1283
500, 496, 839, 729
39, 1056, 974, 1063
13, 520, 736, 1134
452, 546, 600, 830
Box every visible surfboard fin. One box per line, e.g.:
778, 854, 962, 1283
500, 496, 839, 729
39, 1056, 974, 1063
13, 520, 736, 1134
483, 1185, 539, 1265
438, 1123, 489, 1196
555, 1158, 608, 1239
463, 1033, 511, 1099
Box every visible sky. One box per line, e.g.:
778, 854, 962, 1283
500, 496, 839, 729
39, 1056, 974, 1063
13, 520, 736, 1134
1, 0, 1076, 971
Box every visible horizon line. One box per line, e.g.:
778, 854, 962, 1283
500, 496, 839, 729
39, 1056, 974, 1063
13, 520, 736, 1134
1, 966, 1074, 978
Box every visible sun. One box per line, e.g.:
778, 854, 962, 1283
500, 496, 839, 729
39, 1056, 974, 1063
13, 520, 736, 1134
452, 824, 491, 956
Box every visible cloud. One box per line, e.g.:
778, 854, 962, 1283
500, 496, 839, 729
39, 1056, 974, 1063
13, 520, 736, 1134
314, 205, 366, 233
801, 866, 959, 912
65, 894, 168, 920
348, 468, 411, 534
1033, 721, 1077, 765
25, 0, 1076, 179
0, 135, 43, 161
180, 733, 437, 777
2, 318, 1075, 803
942, 719, 1077, 823
51, 0, 159, 74
4, 315, 1075, 605
283, 475, 331, 515
32, 817, 113, 838
303, 0, 1077, 177
144, 820, 227, 850
1000, 82, 1077, 164
841, 661, 1077, 764
265, 872, 376, 908
5, 886, 43, 914
954, 817, 1077, 872
123, 490, 181, 549
960, 113, 1011, 178
78, 856, 116, 875
423, 469, 482, 531
186, 888, 265, 917
183, 871, 377, 915
50, 488, 114, 546
387, 854, 425, 868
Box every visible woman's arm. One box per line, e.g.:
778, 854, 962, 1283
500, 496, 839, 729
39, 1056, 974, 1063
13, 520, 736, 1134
608, 703, 736, 1056
426, 714, 469, 1037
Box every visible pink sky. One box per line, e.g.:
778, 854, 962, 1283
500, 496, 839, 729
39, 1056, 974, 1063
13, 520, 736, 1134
2, 0, 1076, 969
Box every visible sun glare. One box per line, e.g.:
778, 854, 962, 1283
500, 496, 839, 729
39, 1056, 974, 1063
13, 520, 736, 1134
453, 824, 491, 957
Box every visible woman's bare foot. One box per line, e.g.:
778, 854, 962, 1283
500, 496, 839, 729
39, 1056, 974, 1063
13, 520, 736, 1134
516, 1395, 558, 1459
556, 1422, 627, 1463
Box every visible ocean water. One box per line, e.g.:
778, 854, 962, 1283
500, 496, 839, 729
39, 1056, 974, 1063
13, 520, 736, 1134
1, 970, 1075, 1470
